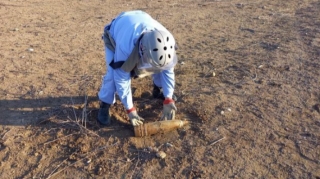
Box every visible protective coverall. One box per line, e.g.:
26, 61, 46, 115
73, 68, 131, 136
98, 10, 176, 110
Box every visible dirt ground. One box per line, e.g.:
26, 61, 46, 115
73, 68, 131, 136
0, 0, 319, 178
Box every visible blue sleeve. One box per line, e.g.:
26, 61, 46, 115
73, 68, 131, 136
161, 68, 175, 99
114, 69, 133, 110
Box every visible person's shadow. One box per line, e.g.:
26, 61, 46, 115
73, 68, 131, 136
0, 92, 163, 138
0, 96, 130, 137
1, 96, 93, 125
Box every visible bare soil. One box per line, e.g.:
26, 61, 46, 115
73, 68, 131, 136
0, 0, 319, 178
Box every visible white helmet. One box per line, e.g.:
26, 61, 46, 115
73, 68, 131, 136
140, 29, 177, 70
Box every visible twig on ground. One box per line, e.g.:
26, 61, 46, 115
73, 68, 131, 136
42, 133, 77, 146
68, 96, 101, 137
46, 156, 84, 179
70, 97, 78, 123
252, 67, 258, 81
209, 136, 225, 146
1, 128, 11, 139
67, 116, 100, 137
44, 128, 59, 134
81, 95, 88, 128
46, 141, 119, 179
129, 151, 140, 179
84, 140, 119, 156
46, 150, 78, 179
198, 0, 226, 6
128, 148, 152, 153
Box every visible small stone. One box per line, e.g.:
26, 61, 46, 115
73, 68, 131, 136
227, 108, 232, 112
38, 91, 44, 95
221, 111, 225, 115
156, 151, 166, 159
147, 146, 158, 152
235, 3, 244, 8
28, 48, 34, 52
181, 61, 185, 65
258, 65, 263, 68
13, 28, 19, 31
86, 159, 91, 164
212, 72, 216, 77
165, 143, 173, 148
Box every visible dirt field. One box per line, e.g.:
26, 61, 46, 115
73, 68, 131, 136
1, 0, 319, 178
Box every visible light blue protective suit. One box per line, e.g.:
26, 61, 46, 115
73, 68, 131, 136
98, 11, 175, 110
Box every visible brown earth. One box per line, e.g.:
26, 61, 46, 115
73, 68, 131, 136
0, 0, 320, 178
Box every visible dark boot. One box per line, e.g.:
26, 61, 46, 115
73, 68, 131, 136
98, 102, 111, 126
152, 84, 177, 101
152, 84, 164, 100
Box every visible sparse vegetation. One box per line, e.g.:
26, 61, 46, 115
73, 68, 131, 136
0, 0, 319, 178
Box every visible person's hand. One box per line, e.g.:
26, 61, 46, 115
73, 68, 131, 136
161, 98, 177, 120
127, 107, 144, 126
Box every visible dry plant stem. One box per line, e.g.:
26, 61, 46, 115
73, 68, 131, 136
198, 1, 226, 6
81, 95, 88, 128
46, 156, 84, 179
82, 141, 119, 157
69, 96, 99, 137
70, 97, 78, 123
1, 128, 11, 139
46, 150, 78, 179
209, 136, 225, 146
129, 148, 152, 153
67, 116, 100, 137
46, 141, 119, 179
252, 68, 258, 81
129, 151, 140, 179
42, 133, 77, 145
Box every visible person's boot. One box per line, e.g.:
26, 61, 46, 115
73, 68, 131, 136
152, 84, 177, 101
152, 84, 164, 100
98, 102, 111, 126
